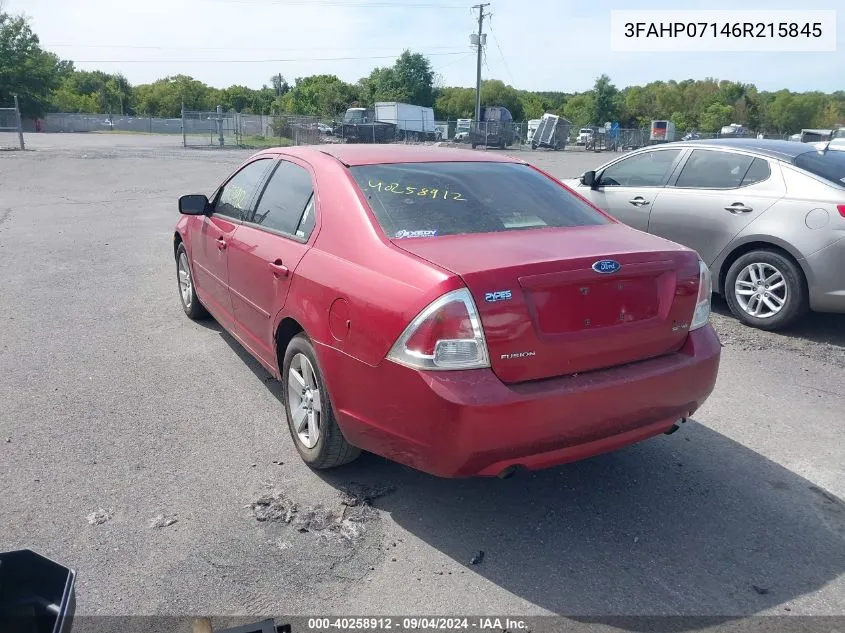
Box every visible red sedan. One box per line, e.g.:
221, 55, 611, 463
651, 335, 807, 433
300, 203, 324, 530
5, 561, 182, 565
173, 145, 720, 478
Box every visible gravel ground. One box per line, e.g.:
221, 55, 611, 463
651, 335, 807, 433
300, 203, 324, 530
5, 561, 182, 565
1, 133, 843, 625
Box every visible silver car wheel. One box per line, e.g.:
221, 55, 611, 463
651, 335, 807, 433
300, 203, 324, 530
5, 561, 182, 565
287, 353, 322, 449
178, 252, 192, 309
734, 262, 787, 319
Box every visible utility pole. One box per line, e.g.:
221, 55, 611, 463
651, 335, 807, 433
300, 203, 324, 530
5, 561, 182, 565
472, 3, 489, 123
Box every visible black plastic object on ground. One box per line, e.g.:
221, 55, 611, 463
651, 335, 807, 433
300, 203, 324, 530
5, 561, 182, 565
0, 549, 76, 633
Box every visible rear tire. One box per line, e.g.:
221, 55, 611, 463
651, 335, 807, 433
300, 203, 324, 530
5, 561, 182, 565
282, 333, 360, 470
724, 249, 808, 331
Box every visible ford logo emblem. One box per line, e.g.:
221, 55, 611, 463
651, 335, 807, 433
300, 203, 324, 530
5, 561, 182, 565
592, 259, 622, 274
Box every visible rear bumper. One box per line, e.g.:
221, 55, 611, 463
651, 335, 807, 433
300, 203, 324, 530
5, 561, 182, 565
805, 237, 845, 313
319, 325, 722, 478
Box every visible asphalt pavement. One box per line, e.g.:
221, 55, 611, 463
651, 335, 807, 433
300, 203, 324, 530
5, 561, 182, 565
1, 133, 843, 626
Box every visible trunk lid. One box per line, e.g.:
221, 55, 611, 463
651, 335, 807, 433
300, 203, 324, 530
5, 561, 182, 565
393, 224, 702, 383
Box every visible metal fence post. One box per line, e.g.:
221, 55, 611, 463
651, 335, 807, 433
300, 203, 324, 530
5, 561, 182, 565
217, 105, 224, 146
13, 95, 24, 150
181, 101, 186, 148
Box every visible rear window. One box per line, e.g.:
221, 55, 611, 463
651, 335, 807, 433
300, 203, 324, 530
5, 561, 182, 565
793, 150, 845, 187
350, 162, 609, 239
654, 122, 667, 129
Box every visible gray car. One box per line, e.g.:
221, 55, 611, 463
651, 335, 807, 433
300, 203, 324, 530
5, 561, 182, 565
565, 138, 845, 330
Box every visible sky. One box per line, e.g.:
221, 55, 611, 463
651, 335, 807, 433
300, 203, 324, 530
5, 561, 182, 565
8, 0, 844, 93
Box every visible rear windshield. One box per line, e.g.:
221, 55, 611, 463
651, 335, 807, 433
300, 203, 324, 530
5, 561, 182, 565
793, 150, 845, 187
653, 122, 667, 129
350, 162, 609, 239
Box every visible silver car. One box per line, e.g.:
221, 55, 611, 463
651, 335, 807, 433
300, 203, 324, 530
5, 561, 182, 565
566, 138, 845, 330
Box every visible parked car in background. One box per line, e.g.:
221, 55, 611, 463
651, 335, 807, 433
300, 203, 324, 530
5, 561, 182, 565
172, 145, 719, 478
720, 123, 750, 137
566, 138, 845, 330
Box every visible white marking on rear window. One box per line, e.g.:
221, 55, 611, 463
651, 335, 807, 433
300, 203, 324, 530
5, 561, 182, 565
394, 229, 438, 239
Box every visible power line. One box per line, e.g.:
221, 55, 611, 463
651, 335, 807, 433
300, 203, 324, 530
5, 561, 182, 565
197, 0, 465, 6
71, 51, 470, 63
45, 43, 467, 51
487, 15, 515, 85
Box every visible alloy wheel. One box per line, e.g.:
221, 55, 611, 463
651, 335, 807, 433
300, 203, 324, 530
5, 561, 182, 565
178, 252, 192, 309
734, 262, 788, 319
287, 353, 322, 449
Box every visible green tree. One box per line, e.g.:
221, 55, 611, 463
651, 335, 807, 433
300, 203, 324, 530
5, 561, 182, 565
699, 102, 734, 132
591, 74, 618, 126
359, 50, 435, 107
132, 75, 216, 117
434, 86, 475, 119
0, 12, 69, 116
563, 93, 594, 128
49, 70, 131, 114
519, 92, 547, 120
280, 74, 358, 117
480, 79, 524, 120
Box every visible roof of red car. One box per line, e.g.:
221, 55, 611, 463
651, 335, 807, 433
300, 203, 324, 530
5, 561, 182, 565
259, 144, 527, 167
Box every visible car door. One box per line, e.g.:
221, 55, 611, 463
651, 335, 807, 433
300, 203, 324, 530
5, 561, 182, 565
647, 149, 784, 265
191, 157, 274, 329
227, 158, 319, 368
581, 147, 685, 231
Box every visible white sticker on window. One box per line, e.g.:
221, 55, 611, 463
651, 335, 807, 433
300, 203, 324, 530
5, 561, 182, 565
394, 229, 438, 239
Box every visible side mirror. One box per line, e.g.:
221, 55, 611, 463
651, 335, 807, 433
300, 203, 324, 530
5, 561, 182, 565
179, 194, 210, 215
581, 170, 597, 189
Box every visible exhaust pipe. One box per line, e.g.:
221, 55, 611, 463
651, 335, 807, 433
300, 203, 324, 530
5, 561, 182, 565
664, 423, 680, 435
497, 465, 521, 479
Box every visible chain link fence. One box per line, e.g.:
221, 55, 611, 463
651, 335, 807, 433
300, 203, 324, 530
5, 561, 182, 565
27, 109, 799, 152
0, 97, 25, 150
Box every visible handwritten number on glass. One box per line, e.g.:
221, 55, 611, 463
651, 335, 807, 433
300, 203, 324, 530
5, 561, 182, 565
367, 180, 466, 201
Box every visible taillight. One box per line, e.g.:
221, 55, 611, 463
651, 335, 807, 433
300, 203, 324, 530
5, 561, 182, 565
837, 205, 845, 218
386, 288, 490, 371
690, 260, 712, 331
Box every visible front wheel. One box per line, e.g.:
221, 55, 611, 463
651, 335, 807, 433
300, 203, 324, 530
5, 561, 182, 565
176, 243, 208, 320
724, 250, 809, 330
282, 333, 360, 470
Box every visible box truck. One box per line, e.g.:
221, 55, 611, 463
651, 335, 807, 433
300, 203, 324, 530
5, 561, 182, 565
374, 102, 436, 141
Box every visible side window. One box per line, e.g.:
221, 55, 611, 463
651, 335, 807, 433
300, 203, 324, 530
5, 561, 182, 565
214, 159, 272, 220
599, 149, 682, 187
741, 158, 771, 186
674, 150, 754, 189
296, 195, 317, 240
250, 160, 315, 237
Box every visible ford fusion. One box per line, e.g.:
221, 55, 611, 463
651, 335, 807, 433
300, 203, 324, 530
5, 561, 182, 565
173, 145, 721, 478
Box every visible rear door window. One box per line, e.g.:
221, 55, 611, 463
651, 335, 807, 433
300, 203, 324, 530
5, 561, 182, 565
793, 150, 845, 187
249, 160, 315, 238
599, 149, 682, 187
350, 162, 608, 239
674, 150, 755, 189
741, 158, 772, 186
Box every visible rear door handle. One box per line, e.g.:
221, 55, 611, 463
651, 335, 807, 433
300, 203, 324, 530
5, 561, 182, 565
628, 196, 650, 207
725, 203, 753, 213
269, 260, 289, 278
216, 238, 227, 250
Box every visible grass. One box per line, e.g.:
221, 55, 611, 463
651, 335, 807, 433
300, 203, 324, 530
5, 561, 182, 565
236, 135, 295, 148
